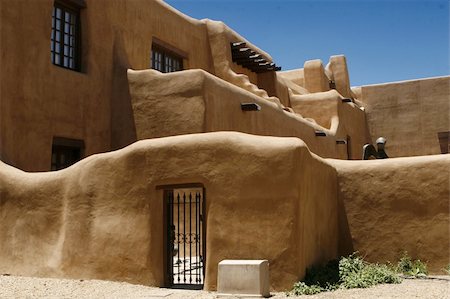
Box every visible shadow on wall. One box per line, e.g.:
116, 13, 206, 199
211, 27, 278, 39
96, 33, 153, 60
337, 196, 354, 256
111, 32, 137, 150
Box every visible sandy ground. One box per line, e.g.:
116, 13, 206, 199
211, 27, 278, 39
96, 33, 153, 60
0, 275, 449, 298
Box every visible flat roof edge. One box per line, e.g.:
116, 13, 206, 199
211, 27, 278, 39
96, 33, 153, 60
354, 75, 450, 89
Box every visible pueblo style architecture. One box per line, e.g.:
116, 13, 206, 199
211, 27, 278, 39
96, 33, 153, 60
0, 0, 449, 292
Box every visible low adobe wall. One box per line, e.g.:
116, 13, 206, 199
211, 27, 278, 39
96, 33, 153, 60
331, 155, 450, 272
1, 132, 447, 291
0, 132, 338, 291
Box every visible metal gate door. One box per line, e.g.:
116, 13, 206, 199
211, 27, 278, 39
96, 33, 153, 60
165, 188, 205, 289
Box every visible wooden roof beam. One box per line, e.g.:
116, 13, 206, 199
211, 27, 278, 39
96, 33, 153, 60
237, 59, 269, 67
231, 42, 246, 50
232, 47, 252, 54
231, 41, 282, 72
233, 54, 263, 62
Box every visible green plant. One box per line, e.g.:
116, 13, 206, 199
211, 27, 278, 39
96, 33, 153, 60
396, 251, 428, 277
290, 282, 324, 295
339, 253, 401, 289
289, 253, 401, 296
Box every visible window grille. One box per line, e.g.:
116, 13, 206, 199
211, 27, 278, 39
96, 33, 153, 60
151, 46, 183, 73
51, 1, 80, 71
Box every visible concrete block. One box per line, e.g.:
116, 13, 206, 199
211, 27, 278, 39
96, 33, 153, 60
217, 260, 270, 298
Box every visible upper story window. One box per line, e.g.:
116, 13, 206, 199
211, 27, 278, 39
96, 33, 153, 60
51, 0, 82, 71
151, 44, 184, 73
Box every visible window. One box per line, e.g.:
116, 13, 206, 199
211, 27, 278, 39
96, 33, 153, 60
51, 0, 81, 71
438, 131, 449, 154
151, 45, 183, 73
51, 137, 84, 170
329, 80, 336, 89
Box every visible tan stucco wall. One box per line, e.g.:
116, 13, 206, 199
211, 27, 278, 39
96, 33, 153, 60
304, 60, 330, 93
290, 90, 371, 159
128, 69, 372, 160
230, 62, 258, 86
330, 155, 450, 272
327, 55, 353, 99
0, 0, 213, 171
1, 132, 448, 290
0, 132, 339, 291
278, 69, 305, 88
358, 76, 450, 157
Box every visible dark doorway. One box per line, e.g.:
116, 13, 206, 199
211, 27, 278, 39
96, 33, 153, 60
164, 186, 205, 289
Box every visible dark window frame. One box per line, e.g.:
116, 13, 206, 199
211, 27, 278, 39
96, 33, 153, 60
151, 42, 185, 73
438, 131, 450, 154
51, 0, 83, 71
51, 137, 84, 171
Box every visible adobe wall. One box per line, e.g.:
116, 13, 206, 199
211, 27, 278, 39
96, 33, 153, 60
290, 90, 371, 159
128, 69, 370, 159
0, 132, 339, 291
0, 0, 213, 171
331, 155, 450, 272
0, 132, 448, 290
358, 76, 450, 157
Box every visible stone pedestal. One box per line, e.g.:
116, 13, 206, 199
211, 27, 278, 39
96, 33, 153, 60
217, 259, 270, 298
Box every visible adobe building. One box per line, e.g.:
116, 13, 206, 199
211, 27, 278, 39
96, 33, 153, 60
0, 0, 449, 292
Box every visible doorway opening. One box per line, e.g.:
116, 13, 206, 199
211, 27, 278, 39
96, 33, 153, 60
164, 185, 205, 289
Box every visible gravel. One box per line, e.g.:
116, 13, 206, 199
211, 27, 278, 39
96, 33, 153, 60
0, 275, 449, 298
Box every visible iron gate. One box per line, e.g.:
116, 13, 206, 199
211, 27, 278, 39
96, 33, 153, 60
165, 188, 205, 288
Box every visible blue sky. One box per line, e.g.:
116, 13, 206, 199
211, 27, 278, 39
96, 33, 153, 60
166, 0, 449, 86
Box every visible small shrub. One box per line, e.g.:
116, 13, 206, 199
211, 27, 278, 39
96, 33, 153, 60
443, 264, 450, 275
290, 282, 323, 295
396, 251, 428, 277
288, 252, 401, 296
339, 254, 401, 289
396, 251, 413, 273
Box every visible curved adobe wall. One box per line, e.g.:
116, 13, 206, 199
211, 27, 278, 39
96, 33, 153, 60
331, 155, 450, 272
0, 132, 339, 291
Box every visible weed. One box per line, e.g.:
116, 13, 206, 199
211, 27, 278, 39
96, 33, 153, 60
339, 253, 401, 289
290, 282, 324, 295
396, 251, 428, 277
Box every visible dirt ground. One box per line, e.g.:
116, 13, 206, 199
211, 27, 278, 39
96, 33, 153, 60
0, 275, 449, 298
